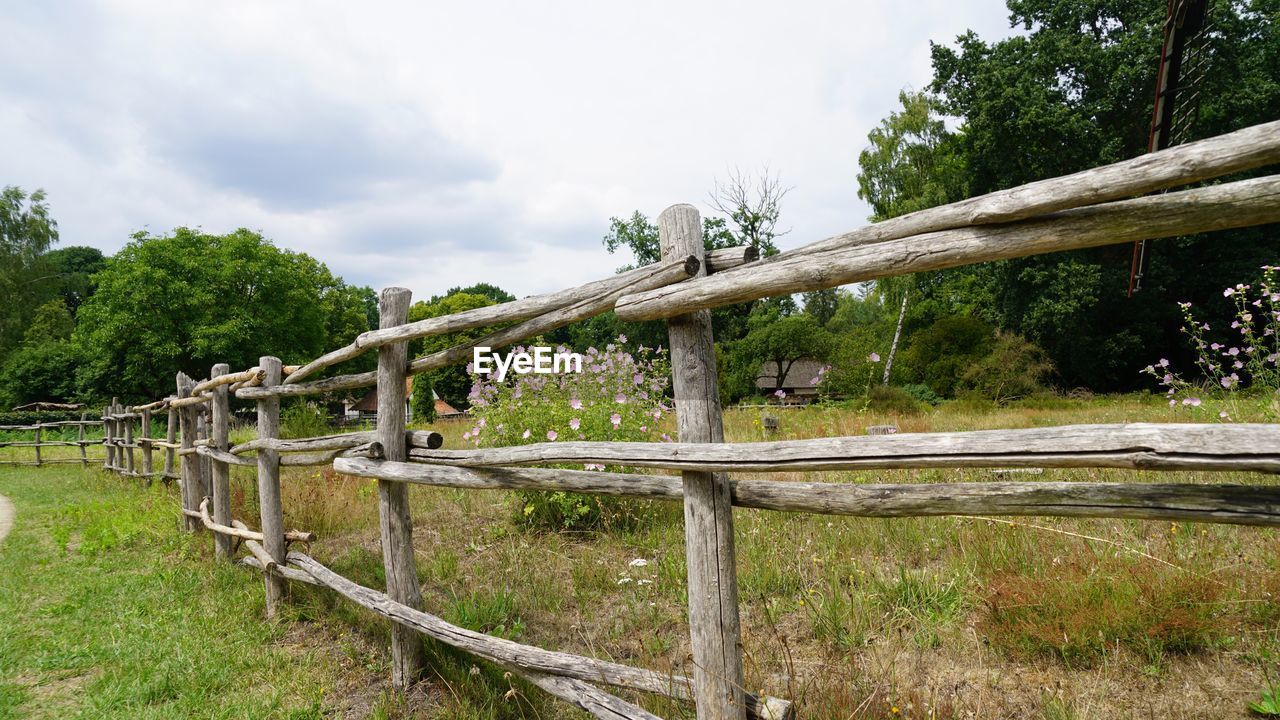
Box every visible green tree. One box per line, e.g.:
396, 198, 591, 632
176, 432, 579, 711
408, 290, 502, 409
41, 246, 106, 316
857, 90, 967, 222
923, 0, 1280, 389
0, 187, 59, 360
0, 300, 78, 407
730, 310, 835, 397
72, 228, 373, 400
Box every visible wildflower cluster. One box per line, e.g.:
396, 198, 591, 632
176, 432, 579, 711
464, 338, 671, 529
1143, 265, 1280, 420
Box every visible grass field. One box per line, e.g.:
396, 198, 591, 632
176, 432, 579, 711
2, 393, 1279, 718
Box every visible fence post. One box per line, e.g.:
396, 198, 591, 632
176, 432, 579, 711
255, 356, 287, 616
177, 374, 203, 531
210, 363, 234, 559
196, 411, 210, 489
77, 413, 87, 468
659, 204, 746, 720
164, 401, 177, 483
111, 398, 120, 473
141, 408, 153, 482
103, 404, 113, 471
33, 423, 42, 467
124, 409, 135, 476
376, 287, 427, 687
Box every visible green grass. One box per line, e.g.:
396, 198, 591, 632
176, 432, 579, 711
4, 392, 1280, 718
0, 468, 347, 720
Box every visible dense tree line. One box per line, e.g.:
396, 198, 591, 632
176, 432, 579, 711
2, 0, 1274, 412
0, 215, 378, 407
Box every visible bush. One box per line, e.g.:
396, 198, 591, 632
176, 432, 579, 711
898, 315, 996, 397
864, 385, 927, 416
899, 383, 943, 406
409, 375, 436, 425
280, 401, 331, 439
464, 339, 670, 531
957, 331, 1054, 403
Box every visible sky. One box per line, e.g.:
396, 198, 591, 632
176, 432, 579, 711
1, 1, 1018, 301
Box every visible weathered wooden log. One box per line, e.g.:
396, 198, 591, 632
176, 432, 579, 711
405, 255, 699, 377
375, 287, 428, 687
198, 499, 316, 544
521, 671, 665, 720
191, 369, 262, 397
285, 552, 792, 720
169, 394, 212, 409
32, 424, 41, 467
140, 408, 153, 480
787, 119, 1280, 260
660, 205, 745, 720
255, 356, 288, 615
239, 556, 322, 586
177, 379, 205, 530
123, 412, 135, 475
163, 402, 177, 483
210, 363, 234, 559
131, 398, 170, 413
102, 403, 113, 471
616, 175, 1280, 321
231, 431, 376, 456
336, 458, 1280, 528
196, 445, 256, 466
240, 256, 699, 400
228, 431, 438, 458
285, 252, 721, 386
77, 413, 87, 468
408, 423, 1280, 474
704, 245, 760, 274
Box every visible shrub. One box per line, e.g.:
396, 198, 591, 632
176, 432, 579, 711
864, 385, 927, 416
898, 315, 996, 397
899, 383, 943, 406
409, 375, 436, 425
957, 331, 1054, 403
464, 339, 671, 531
280, 401, 331, 439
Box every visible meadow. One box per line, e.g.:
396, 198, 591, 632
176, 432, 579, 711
3, 393, 1279, 719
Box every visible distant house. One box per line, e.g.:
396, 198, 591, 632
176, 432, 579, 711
344, 377, 464, 421
756, 358, 825, 404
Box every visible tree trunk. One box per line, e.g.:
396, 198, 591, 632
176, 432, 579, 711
883, 286, 909, 385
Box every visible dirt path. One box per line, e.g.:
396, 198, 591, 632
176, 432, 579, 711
0, 495, 13, 545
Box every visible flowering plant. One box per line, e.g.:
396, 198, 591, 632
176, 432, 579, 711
1143, 265, 1280, 421
463, 338, 671, 529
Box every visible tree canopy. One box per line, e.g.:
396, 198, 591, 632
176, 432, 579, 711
72, 228, 374, 400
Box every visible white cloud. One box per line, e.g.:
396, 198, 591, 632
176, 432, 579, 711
0, 0, 1017, 301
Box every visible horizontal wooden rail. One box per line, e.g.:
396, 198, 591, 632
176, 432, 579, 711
285, 552, 793, 720
283, 248, 751, 387
196, 498, 317, 544
788, 119, 1280, 259
228, 430, 440, 456
241, 255, 699, 400
404, 423, 1280, 474
335, 458, 1280, 527
616, 174, 1280, 320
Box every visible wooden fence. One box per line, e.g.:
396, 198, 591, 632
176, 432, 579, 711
0, 415, 101, 468
71, 119, 1280, 719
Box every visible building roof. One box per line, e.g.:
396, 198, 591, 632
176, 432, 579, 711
756, 358, 825, 392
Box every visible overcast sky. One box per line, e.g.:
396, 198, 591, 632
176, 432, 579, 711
1, 2, 1017, 300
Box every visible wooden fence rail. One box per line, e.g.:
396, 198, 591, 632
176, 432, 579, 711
50, 119, 1280, 719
